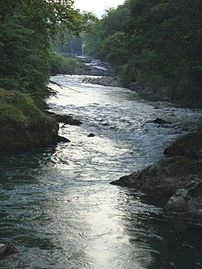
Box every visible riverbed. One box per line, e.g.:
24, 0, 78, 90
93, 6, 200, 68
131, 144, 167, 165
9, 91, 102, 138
0, 74, 202, 268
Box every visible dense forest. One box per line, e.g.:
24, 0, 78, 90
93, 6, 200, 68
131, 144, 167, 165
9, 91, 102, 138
84, 0, 202, 102
0, 0, 92, 100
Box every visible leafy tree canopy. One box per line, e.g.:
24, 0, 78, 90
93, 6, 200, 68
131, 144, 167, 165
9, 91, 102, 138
0, 0, 95, 98
84, 0, 202, 102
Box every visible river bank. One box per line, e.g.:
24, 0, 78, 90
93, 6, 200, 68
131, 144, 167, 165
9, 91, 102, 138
65, 55, 202, 108
111, 131, 202, 222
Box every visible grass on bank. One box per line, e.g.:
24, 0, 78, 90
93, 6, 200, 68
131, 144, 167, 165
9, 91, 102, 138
50, 52, 77, 75
0, 88, 58, 149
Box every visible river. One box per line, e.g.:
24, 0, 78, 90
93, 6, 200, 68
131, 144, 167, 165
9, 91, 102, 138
0, 73, 202, 268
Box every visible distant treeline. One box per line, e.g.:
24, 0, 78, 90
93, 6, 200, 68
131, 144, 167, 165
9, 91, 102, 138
53, 33, 83, 56
84, 0, 202, 102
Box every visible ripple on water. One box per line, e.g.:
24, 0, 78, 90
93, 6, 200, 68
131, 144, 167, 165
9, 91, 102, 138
0, 74, 202, 268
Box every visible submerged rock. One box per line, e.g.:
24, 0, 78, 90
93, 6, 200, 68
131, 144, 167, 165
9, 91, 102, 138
0, 89, 58, 149
151, 118, 170, 124
164, 131, 202, 159
0, 243, 7, 256
0, 240, 16, 260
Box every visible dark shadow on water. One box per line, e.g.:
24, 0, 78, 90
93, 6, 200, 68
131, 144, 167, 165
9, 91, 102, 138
0, 146, 57, 185
0, 146, 58, 254
123, 189, 202, 269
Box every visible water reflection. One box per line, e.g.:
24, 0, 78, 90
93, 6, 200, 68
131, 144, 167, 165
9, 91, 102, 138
0, 75, 202, 268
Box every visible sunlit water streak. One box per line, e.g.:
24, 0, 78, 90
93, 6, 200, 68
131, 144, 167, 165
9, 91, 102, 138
0, 74, 202, 269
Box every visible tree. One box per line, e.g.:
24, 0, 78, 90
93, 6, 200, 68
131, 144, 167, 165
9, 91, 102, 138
0, 0, 94, 98
84, 0, 202, 102
101, 32, 129, 65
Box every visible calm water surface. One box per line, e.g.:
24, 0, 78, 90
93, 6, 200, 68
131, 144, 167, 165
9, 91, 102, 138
0, 74, 202, 268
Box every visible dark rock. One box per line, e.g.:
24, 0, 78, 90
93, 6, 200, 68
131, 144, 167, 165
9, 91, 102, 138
0, 243, 7, 256
57, 136, 70, 143
111, 156, 197, 192
152, 118, 170, 124
154, 106, 160, 109
111, 153, 202, 219
112, 128, 202, 220
189, 182, 202, 197
47, 112, 82, 126
164, 182, 202, 218
88, 133, 95, 137
111, 156, 199, 206
164, 131, 202, 159
0, 240, 16, 260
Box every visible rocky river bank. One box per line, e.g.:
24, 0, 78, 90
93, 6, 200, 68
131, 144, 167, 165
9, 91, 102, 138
111, 130, 202, 221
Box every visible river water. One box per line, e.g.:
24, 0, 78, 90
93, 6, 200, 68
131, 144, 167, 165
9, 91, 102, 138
0, 74, 202, 269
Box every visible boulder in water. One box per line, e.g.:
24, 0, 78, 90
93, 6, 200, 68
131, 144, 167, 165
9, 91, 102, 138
111, 156, 201, 215
111, 156, 197, 193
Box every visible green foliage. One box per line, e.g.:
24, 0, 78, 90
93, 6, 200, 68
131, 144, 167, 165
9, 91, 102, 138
0, 88, 58, 148
118, 63, 136, 86
101, 32, 129, 65
0, 104, 27, 125
83, 23, 104, 58
0, 0, 95, 99
83, 3, 130, 59
126, 0, 202, 100
53, 33, 83, 55
50, 52, 77, 74
0, 88, 45, 124
84, 0, 202, 102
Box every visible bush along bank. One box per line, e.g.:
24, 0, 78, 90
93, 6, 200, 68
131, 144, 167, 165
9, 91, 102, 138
111, 131, 202, 221
83, 0, 202, 105
0, 88, 59, 149
50, 52, 78, 75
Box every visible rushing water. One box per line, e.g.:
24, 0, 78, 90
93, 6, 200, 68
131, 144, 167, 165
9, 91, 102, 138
0, 74, 202, 269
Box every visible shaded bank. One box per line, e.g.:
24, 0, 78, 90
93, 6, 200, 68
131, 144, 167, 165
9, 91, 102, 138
0, 89, 58, 149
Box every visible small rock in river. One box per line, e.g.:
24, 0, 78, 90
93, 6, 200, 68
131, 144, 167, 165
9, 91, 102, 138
0, 241, 16, 260
152, 118, 170, 124
57, 136, 71, 143
88, 133, 95, 137
0, 243, 7, 255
